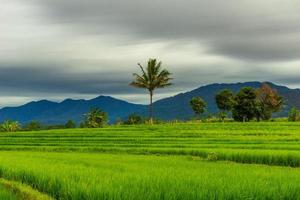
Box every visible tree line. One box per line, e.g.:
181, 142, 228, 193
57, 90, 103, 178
190, 83, 283, 122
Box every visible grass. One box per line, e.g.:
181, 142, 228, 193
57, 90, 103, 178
0, 178, 53, 200
0, 151, 300, 200
0, 122, 299, 199
1, 122, 300, 166
0, 184, 18, 200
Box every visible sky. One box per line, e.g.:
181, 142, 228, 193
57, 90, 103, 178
1, 0, 300, 106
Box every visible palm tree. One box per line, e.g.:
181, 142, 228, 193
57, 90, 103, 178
130, 58, 172, 124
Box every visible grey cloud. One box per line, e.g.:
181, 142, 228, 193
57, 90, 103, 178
34, 0, 300, 61
0, 66, 138, 96
1, 0, 300, 106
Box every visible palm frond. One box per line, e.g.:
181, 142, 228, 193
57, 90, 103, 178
130, 58, 172, 91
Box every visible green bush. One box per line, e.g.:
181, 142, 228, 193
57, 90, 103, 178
125, 114, 143, 125
288, 107, 299, 122
82, 107, 108, 128
23, 121, 41, 131
206, 152, 218, 161
1, 120, 21, 132
65, 120, 76, 128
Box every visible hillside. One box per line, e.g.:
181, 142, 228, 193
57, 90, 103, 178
0, 96, 145, 124
152, 81, 300, 120
0, 81, 300, 124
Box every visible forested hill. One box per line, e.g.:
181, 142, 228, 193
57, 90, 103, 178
0, 81, 300, 124
152, 81, 300, 120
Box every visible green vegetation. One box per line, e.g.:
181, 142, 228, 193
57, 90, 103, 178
255, 83, 283, 120
65, 120, 76, 129
0, 122, 299, 167
0, 122, 299, 199
190, 97, 207, 119
0, 184, 17, 200
0, 178, 53, 200
125, 114, 143, 125
289, 107, 300, 122
82, 108, 108, 128
215, 89, 234, 121
23, 121, 42, 131
214, 83, 284, 122
0, 151, 300, 200
130, 58, 172, 124
1, 120, 21, 132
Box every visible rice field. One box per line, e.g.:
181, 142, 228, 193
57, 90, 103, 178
0, 122, 300, 199
0, 184, 17, 200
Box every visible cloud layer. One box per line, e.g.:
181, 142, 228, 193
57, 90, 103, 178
0, 0, 300, 106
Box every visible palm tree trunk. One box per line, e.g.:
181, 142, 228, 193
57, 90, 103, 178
149, 91, 153, 124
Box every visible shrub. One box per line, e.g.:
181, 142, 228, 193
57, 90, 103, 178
82, 107, 108, 128
190, 97, 207, 119
65, 120, 76, 129
23, 121, 41, 131
288, 107, 299, 122
206, 152, 218, 161
232, 87, 257, 122
1, 120, 21, 132
125, 114, 143, 125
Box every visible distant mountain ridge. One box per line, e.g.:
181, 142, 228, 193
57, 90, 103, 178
151, 81, 300, 120
1, 81, 300, 124
0, 96, 146, 124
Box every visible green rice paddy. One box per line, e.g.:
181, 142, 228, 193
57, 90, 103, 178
0, 122, 300, 199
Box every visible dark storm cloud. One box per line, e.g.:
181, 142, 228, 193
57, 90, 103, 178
35, 0, 300, 61
1, 0, 300, 106
0, 66, 136, 95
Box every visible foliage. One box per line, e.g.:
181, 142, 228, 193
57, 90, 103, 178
115, 118, 123, 125
125, 114, 143, 125
23, 121, 41, 131
215, 89, 234, 121
255, 83, 283, 120
0, 184, 17, 200
232, 87, 257, 122
1, 123, 300, 199
83, 108, 108, 128
65, 120, 76, 129
44, 124, 66, 130
1, 151, 300, 199
217, 111, 227, 122
206, 152, 218, 161
0, 120, 21, 132
288, 107, 299, 122
130, 58, 172, 123
215, 89, 234, 111
190, 97, 207, 119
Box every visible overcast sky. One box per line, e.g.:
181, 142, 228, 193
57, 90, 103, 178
1, 0, 300, 106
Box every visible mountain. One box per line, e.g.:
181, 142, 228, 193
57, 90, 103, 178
0, 96, 146, 125
0, 81, 300, 124
152, 81, 300, 120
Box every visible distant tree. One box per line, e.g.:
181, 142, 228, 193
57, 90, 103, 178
130, 58, 172, 124
288, 107, 299, 122
65, 120, 76, 129
125, 114, 143, 125
79, 122, 86, 128
232, 87, 257, 122
83, 108, 108, 128
1, 120, 21, 132
190, 97, 207, 119
44, 124, 65, 130
23, 121, 41, 131
215, 89, 234, 121
115, 117, 123, 125
256, 83, 283, 120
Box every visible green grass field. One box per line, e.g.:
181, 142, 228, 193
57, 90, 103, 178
0, 184, 17, 200
1, 122, 300, 199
